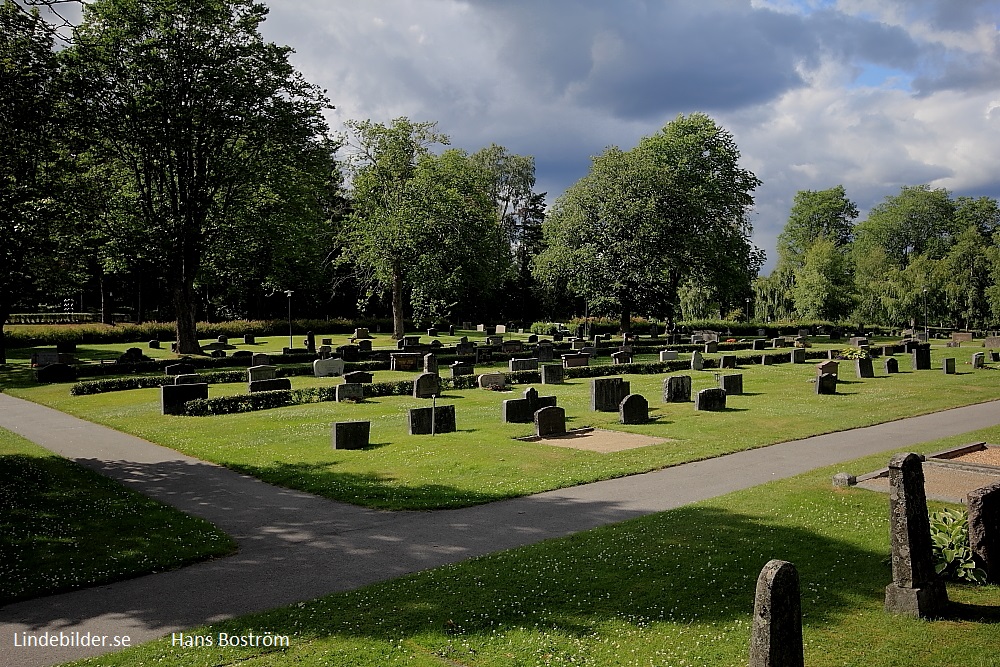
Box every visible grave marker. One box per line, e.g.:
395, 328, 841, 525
509, 358, 539, 372
855, 358, 874, 378
161, 383, 208, 415
413, 373, 440, 398
449, 362, 474, 378
343, 371, 373, 384
885, 357, 899, 374
502, 387, 558, 423
663, 375, 692, 402
942, 357, 956, 374
314, 358, 346, 377
591, 377, 631, 412
534, 406, 566, 437
790, 348, 806, 364
165, 363, 196, 376
336, 383, 364, 402
884, 453, 948, 618
249, 378, 291, 393
332, 421, 370, 449
815, 373, 837, 395
619, 394, 648, 424
478, 373, 506, 390
659, 349, 678, 361
719, 354, 737, 369
690, 350, 704, 371
247, 364, 277, 382
408, 404, 457, 435
695, 387, 727, 411
749, 560, 803, 667
967, 481, 1000, 583
540, 364, 564, 384
251, 353, 271, 366
972, 352, 985, 369
912, 344, 931, 370
718, 374, 743, 395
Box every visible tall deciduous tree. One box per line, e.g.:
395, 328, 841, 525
342, 118, 512, 336
533, 113, 761, 331
0, 1, 79, 364
64, 0, 331, 353
777, 185, 858, 271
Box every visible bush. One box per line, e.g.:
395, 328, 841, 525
836, 346, 870, 360
929, 509, 987, 584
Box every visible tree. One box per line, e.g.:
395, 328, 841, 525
852, 185, 958, 269
64, 0, 332, 353
776, 185, 858, 271
791, 238, 854, 320
0, 1, 79, 364
342, 118, 512, 336
533, 113, 761, 332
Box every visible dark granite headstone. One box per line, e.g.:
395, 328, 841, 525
413, 372, 440, 398
690, 350, 704, 371
449, 362, 474, 378
332, 421, 370, 450
248, 365, 277, 382
790, 348, 806, 364
752, 339, 766, 351
591, 377, 631, 412
408, 404, 457, 435
502, 387, 557, 423
884, 452, 948, 617
815, 373, 837, 395
885, 357, 899, 374
249, 378, 291, 393
760, 355, 773, 366
942, 357, 956, 374
540, 364, 564, 384
161, 383, 208, 415
663, 375, 692, 402
749, 560, 803, 667
855, 358, 874, 378
35, 363, 78, 383
619, 393, 648, 424
174, 374, 203, 385
343, 371, 374, 384
719, 374, 743, 395
336, 383, 364, 402
719, 354, 737, 369
534, 406, 566, 437
972, 352, 985, 369
912, 344, 931, 370
968, 481, 1000, 583
243, 334, 256, 345
695, 387, 727, 411
251, 353, 270, 366
165, 363, 196, 376
148, 339, 161, 349
424, 353, 439, 374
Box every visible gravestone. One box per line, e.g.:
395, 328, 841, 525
884, 452, 948, 618
770, 338, 785, 349
35, 363, 77, 383
815, 360, 838, 378
216, 335, 228, 345
571, 339, 585, 350
448, 325, 456, 336
952, 332, 974, 343
760, 355, 773, 366
704, 341, 718, 354
352, 327, 370, 339
855, 358, 874, 378
313, 357, 345, 378
476, 324, 486, 332
993, 352, 1000, 362
749, 560, 803, 667
408, 404, 457, 435
209, 349, 227, 359
174, 374, 203, 385
984, 335, 1000, 348
719, 354, 737, 369
509, 358, 539, 372
885, 357, 899, 374
619, 394, 649, 424
495, 324, 506, 334
449, 362, 474, 378
305, 332, 316, 354
390, 353, 422, 371
849, 336, 869, 347
486, 335, 504, 346
251, 353, 271, 366
249, 378, 291, 393
972, 352, 986, 369
540, 363, 564, 384
611, 351, 632, 365
815, 372, 837, 395
248, 364, 277, 382
243, 334, 255, 345
901, 339, 920, 354
232, 350, 252, 362
659, 349, 678, 361
828, 328, 842, 341
967, 481, 1000, 583
456, 341, 474, 356
502, 387, 558, 423
475, 348, 493, 364
536, 345, 554, 363
478, 373, 506, 390
423, 353, 439, 374
534, 406, 566, 437
752, 339, 766, 351
719, 374, 743, 395
148, 339, 160, 349
357, 339, 373, 352
690, 350, 704, 371
562, 353, 589, 368
427, 328, 437, 337
663, 375, 692, 402
942, 357, 956, 374
912, 344, 931, 370
527, 334, 538, 343
332, 421, 370, 450
502, 340, 524, 354
695, 387, 727, 411
591, 377, 631, 412
336, 345, 360, 362
336, 383, 364, 402
321, 338, 333, 346
401, 335, 421, 348
798, 328, 810, 338
790, 348, 806, 364
413, 372, 440, 398
165, 363, 196, 376
161, 383, 208, 415
343, 371, 374, 384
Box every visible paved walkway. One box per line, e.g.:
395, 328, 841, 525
3, 393, 1000, 667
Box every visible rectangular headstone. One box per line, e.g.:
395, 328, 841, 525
332, 421, 370, 449
336, 383, 364, 402
477, 373, 505, 390
760, 354, 773, 366
165, 363, 196, 376
390, 353, 422, 371
719, 354, 737, 369
413, 372, 440, 398
968, 481, 1000, 583
816, 372, 837, 394
449, 362, 475, 378
659, 349, 678, 361
912, 345, 931, 370
174, 374, 203, 385
942, 357, 956, 374
790, 348, 806, 364
663, 375, 692, 402
408, 404, 457, 435
984, 336, 1000, 348
534, 406, 566, 437
509, 358, 539, 372
161, 383, 208, 415
952, 332, 974, 342
249, 378, 291, 393
540, 364, 564, 384
695, 387, 727, 411
719, 374, 743, 395
752, 339, 766, 351
423, 353, 439, 374
247, 365, 277, 382
536, 346, 554, 363
251, 353, 271, 366
972, 352, 985, 369
562, 353, 589, 368
343, 371, 374, 384
591, 377, 631, 412
855, 358, 874, 378
816, 360, 838, 378
611, 351, 632, 365
314, 357, 346, 377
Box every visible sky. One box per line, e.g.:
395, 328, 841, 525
250, 0, 1000, 273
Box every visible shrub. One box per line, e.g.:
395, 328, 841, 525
929, 509, 987, 584
836, 346, 870, 360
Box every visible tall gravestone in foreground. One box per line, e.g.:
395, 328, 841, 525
967, 481, 1000, 583
749, 559, 803, 667
884, 452, 948, 617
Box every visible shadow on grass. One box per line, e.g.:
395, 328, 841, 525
944, 600, 1000, 624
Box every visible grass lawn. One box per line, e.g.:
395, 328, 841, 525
5, 338, 1000, 510
65, 429, 1000, 667
0, 427, 237, 604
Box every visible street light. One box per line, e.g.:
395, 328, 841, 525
285, 290, 294, 350
745, 297, 751, 322
923, 287, 928, 340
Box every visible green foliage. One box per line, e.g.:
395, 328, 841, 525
777, 185, 858, 271
791, 238, 855, 320
837, 346, 870, 360
929, 509, 987, 584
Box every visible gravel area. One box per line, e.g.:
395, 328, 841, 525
536, 429, 668, 453
857, 464, 1000, 504
948, 447, 1000, 467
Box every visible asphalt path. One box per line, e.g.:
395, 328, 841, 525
2, 393, 1000, 667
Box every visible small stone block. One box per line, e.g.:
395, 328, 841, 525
832, 472, 856, 488
332, 421, 370, 449
659, 349, 678, 361
343, 371, 374, 384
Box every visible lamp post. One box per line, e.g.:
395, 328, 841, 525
745, 297, 751, 322
285, 290, 294, 349
923, 287, 928, 340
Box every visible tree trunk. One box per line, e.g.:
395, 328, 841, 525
391, 268, 405, 339
620, 302, 632, 334
173, 280, 202, 354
